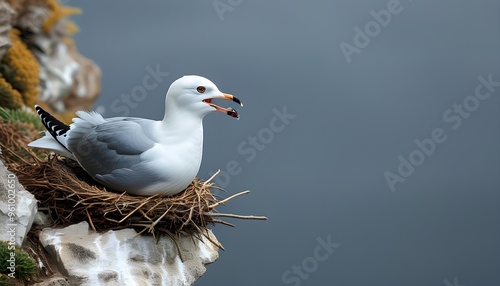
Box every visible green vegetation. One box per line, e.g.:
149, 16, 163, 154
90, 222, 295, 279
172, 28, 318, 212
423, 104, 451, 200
0, 241, 37, 282
0, 106, 43, 129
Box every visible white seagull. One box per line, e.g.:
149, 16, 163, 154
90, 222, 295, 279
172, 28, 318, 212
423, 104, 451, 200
28, 75, 242, 196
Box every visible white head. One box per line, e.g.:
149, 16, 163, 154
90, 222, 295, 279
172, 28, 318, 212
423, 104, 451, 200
164, 75, 242, 121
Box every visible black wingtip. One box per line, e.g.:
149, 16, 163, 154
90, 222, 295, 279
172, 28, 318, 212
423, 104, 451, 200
35, 105, 70, 140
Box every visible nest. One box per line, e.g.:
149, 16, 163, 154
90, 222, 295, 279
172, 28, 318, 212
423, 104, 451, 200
0, 121, 266, 249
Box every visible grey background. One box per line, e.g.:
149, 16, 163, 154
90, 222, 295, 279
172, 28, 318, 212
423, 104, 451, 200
68, 1, 500, 285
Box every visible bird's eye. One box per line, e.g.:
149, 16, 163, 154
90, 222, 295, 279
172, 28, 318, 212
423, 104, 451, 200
197, 86, 206, 93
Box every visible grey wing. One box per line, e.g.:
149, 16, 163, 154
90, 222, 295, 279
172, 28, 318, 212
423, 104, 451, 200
66, 118, 160, 190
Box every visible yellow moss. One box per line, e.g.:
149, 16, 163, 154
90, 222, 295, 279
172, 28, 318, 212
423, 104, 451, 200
65, 21, 80, 35
43, 0, 81, 33
0, 76, 23, 109
1, 29, 39, 108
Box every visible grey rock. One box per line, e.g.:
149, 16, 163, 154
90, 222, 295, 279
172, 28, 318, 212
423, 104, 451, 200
0, 156, 38, 246
0, 0, 14, 60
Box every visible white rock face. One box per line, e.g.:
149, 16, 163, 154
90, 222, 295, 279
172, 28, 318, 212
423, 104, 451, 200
39, 221, 220, 286
0, 157, 38, 246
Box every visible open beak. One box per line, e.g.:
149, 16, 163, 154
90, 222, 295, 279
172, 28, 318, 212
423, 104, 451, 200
203, 93, 243, 119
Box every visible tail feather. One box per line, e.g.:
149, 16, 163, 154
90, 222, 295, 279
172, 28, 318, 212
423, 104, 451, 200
31, 105, 73, 157
35, 105, 70, 140
28, 134, 75, 159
